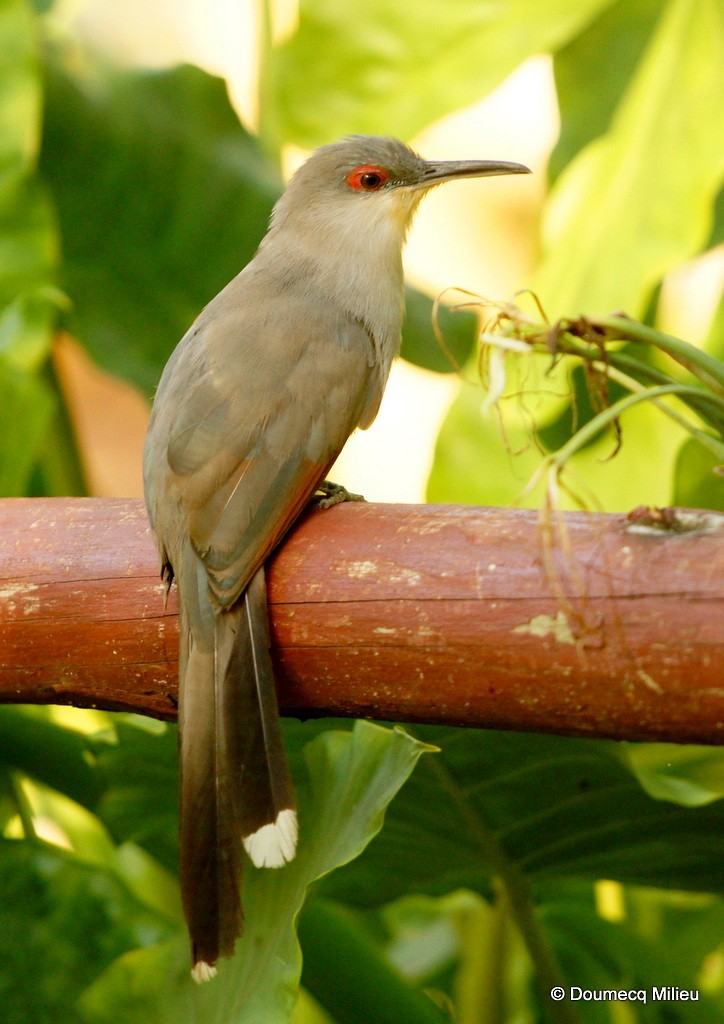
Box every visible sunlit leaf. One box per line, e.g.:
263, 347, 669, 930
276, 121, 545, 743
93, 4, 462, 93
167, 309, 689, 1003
549, 0, 665, 181
0, 356, 55, 493
622, 743, 724, 806
0, 0, 59, 496
672, 436, 724, 511
427, 381, 547, 506
265, 0, 616, 148
536, 0, 724, 320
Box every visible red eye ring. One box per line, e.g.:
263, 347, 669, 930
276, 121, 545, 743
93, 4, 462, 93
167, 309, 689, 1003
346, 165, 389, 191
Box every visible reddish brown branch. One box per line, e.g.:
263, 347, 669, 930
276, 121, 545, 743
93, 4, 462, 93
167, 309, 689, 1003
0, 498, 722, 744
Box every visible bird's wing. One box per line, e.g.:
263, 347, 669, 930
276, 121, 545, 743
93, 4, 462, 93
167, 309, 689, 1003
154, 294, 375, 608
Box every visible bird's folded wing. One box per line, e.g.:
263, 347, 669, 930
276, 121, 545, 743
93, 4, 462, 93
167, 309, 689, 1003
163, 303, 375, 607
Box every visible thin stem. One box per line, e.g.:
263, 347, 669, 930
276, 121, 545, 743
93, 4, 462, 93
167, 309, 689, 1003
595, 315, 724, 393
487, 321, 724, 434
7, 771, 37, 840
603, 351, 724, 433
256, 0, 282, 162
550, 384, 721, 468
457, 893, 508, 1024
585, 362, 724, 462
425, 755, 582, 1024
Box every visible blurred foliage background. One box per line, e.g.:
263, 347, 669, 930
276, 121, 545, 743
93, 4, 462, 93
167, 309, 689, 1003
0, 0, 722, 1021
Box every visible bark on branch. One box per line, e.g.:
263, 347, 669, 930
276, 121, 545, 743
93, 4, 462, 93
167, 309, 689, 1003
0, 498, 722, 744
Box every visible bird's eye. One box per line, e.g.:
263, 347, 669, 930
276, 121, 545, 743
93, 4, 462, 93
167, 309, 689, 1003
346, 165, 389, 191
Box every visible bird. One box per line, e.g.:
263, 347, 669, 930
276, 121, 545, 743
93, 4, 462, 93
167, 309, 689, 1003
143, 135, 529, 981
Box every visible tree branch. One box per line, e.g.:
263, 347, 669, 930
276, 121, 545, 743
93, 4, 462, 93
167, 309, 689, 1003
0, 498, 721, 744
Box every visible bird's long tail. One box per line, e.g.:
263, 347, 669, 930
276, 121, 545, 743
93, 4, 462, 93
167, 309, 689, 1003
178, 561, 297, 981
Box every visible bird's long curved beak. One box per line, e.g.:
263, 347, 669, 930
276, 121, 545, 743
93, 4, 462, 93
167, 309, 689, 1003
406, 159, 531, 190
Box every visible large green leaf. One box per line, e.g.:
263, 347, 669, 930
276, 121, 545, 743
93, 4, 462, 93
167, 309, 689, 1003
0, 0, 56, 305
549, 0, 666, 182
427, 380, 547, 507
4, 713, 722, 1022
319, 728, 724, 908
535, 0, 724, 320
0, 0, 60, 496
264, 0, 616, 149
78, 722, 431, 1024
39, 60, 283, 394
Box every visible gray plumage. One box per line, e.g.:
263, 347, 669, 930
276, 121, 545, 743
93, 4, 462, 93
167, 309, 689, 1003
143, 135, 529, 978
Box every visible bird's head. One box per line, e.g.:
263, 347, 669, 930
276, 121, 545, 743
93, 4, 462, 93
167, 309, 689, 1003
255, 136, 530, 341
268, 135, 530, 246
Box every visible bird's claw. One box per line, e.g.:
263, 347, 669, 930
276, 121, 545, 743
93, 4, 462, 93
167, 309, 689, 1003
313, 479, 366, 510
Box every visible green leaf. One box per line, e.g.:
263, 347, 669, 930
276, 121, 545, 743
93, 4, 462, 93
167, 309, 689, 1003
77, 940, 186, 1024
298, 899, 447, 1024
426, 379, 550, 507
0, 0, 60, 495
0, 355, 55, 494
93, 718, 180, 874
0, 286, 82, 496
0, 839, 173, 1024
0, 706, 102, 810
0, 285, 66, 371
0, 0, 56, 301
39, 60, 283, 394
79, 722, 432, 1024
707, 185, 724, 251
401, 286, 477, 374
672, 436, 724, 511
536, 359, 630, 453
535, 0, 724, 320
265, 0, 617, 149
549, 0, 666, 182
704, 286, 724, 360
319, 729, 724, 909
622, 744, 724, 806
0, 0, 62, 497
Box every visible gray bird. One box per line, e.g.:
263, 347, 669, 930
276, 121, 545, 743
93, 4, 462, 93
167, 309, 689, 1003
143, 135, 529, 980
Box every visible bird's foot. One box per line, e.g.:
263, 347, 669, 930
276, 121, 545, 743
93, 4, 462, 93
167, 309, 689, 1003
313, 479, 366, 510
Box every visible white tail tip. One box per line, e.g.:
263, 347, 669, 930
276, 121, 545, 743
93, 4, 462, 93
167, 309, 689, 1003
243, 808, 298, 868
191, 961, 217, 984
